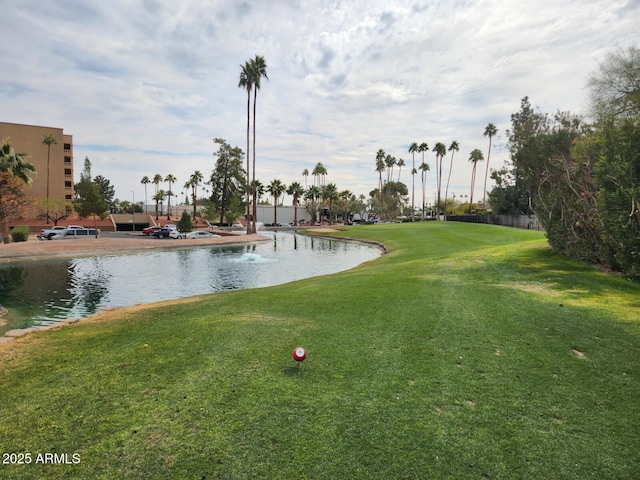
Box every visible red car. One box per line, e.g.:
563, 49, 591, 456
142, 226, 162, 236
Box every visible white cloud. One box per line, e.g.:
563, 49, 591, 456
1, 0, 638, 207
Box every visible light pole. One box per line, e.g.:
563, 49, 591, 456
132, 190, 135, 233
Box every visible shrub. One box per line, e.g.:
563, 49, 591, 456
11, 226, 30, 242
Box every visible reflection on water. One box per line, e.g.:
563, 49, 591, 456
0, 232, 380, 333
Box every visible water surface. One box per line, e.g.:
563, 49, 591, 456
0, 232, 380, 334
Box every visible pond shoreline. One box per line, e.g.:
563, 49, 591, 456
0, 232, 272, 263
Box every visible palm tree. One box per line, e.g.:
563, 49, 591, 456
141, 176, 150, 212
396, 158, 405, 183
433, 142, 447, 217
267, 178, 286, 226
408, 142, 419, 221
375, 149, 385, 202
302, 169, 309, 189
482, 123, 498, 209
304, 185, 321, 224
238, 61, 253, 233
250, 55, 268, 234
444, 140, 459, 219
420, 162, 430, 219
1, 138, 35, 183
188, 170, 204, 220
384, 154, 395, 185
321, 183, 339, 224
164, 174, 176, 219
42, 133, 57, 223
287, 181, 304, 225
468, 148, 485, 214
152, 191, 164, 221
152, 174, 163, 196
312, 162, 327, 188
1, 138, 36, 243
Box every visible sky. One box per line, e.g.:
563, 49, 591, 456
2, 0, 638, 208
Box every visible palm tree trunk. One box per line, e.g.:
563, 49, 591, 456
252, 89, 258, 234
482, 137, 492, 209
246, 91, 251, 234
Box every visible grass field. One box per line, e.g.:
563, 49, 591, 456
0, 222, 638, 479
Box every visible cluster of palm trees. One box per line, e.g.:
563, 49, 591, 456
376, 123, 498, 219
140, 171, 204, 221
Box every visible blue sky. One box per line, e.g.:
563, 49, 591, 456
2, 0, 638, 206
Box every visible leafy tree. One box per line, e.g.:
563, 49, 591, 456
42, 133, 57, 223
468, 149, 484, 213
0, 139, 35, 243
36, 198, 72, 225
588, 46, 640, 119
209, 138, 245, 225
482, 123, 498, 208
74, 158, 109, 233
176, 210, 193, 236
93, 175, 115, 212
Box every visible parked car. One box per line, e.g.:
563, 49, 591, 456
186, 231, 220, 239
142, 226, 162, 236
152, 227, 177, 239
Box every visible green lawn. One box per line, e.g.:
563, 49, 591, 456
1, 222, 638, 479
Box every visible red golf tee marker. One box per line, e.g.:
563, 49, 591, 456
292, 347, 307, 362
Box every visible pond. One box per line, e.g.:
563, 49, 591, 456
0, 232, 381, 335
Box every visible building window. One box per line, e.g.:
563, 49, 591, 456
64, 143, 71, 150
65, 195, 72, 200
65, 169, 72, 175
65, 181, 72, 188
64, 156, 71, 163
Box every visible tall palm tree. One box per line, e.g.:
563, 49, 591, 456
267, 178, 285, 226
152, 174, 163, 196
42, 133, 57, 223
250, 55, 268, 234
187, 170, 203, 220
287, 181, 304, 225
408, 142, 419, 221
468, 148, 485, 214
238, 61, 253, 232
152, 191, 165, 221
396, 158, 405, 183
482, 123, 498, 209
433, 142, 447, 217
384, 154, 395, 185
420, 162, 430, 219
141, 176, 150, 213
302, 169, 309, 189
304, 185, 321, 224
375, 149, 386, 202
444, 140, 459, 219
312, 162, 327, 188
164, 174, 176, 219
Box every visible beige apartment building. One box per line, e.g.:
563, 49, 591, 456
0, 122, 74, 206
